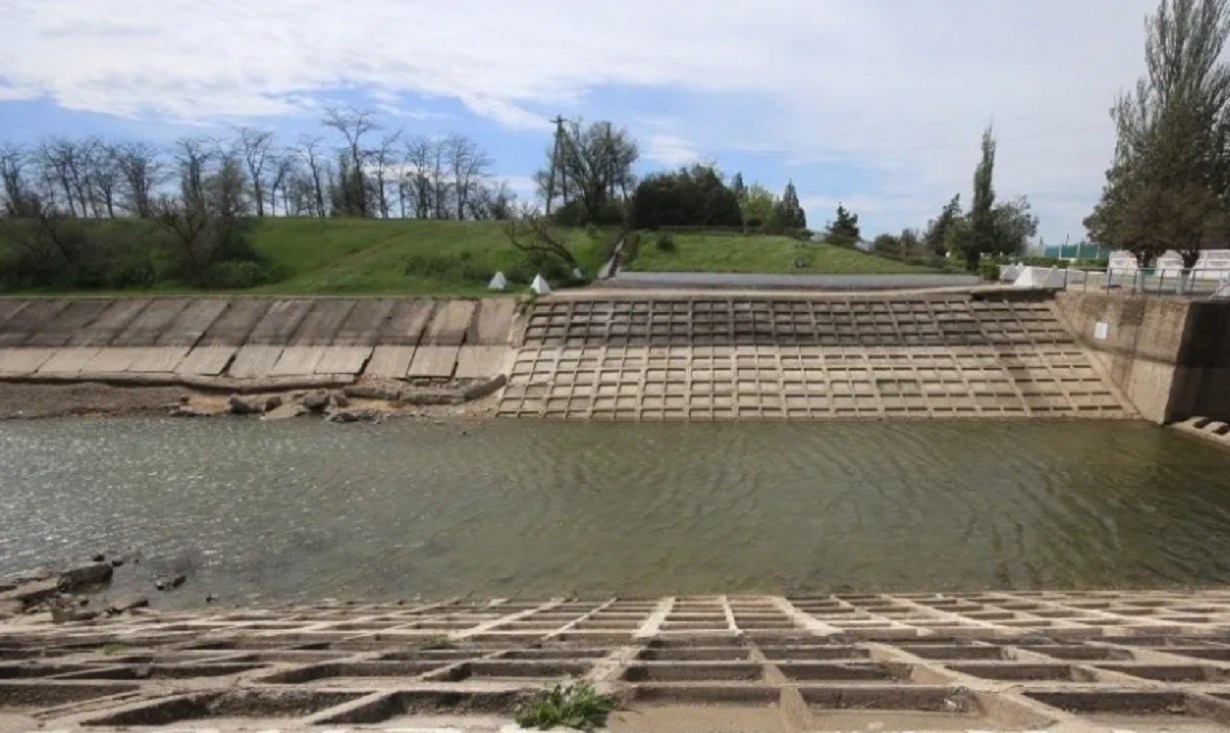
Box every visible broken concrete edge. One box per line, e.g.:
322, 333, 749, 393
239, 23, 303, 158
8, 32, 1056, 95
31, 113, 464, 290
0, 371, 356, 393
1173, 416, 1230, 448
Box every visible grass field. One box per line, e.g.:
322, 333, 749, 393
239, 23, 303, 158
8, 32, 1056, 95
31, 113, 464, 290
246, 219, 612, 295
626, 232, 947, 275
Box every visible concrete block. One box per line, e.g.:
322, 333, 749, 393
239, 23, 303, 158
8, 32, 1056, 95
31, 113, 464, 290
364, 346, 416, 379
36, 348, 102, 374
174, 346, 238, 376
408, 345, 460, 378
126, 347, 190, 373
455, 346, 509, 379
228, 345, 283, 379
0, 348, 57, 374
270, 346, 327, 376
313, 347, 372, 375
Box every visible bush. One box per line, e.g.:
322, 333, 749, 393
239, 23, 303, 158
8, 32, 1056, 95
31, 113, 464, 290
585, 223, 600, 239
550, 200, 588, 227
403, 252, 494, 285
589, 200, 626, 226
655, 232, 676, 252
979, 261, 1001, 281
202, 260, 282, 289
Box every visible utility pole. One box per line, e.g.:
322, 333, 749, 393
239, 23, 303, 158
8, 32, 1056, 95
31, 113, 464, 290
545, 116, 567, 215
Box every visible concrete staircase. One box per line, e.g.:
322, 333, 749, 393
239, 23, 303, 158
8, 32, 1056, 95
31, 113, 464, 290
498, 293, 1132, 420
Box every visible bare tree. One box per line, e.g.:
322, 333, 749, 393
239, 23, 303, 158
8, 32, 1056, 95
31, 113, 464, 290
295, 135, 329, 217
403, 136, 435, 219
0, 143, 38, 217
502, 205, 579, 268
174, 136, 217, 213
86, 145, 121, 218
431, 138, 449, 219
266, 152, 297, 217
321, 105, 380, 217
538, 118, 638, 219
445, 134, 491, 220
370, 131, 402, 218
237, 127, 275, 216
110, 141, 165, 217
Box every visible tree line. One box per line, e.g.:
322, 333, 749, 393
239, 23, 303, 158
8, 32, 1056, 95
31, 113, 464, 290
1087, 0, 1230, 270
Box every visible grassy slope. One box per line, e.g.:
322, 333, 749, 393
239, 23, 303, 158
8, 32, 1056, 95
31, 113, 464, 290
248, 219, 612, 295
626, 232, 946, 275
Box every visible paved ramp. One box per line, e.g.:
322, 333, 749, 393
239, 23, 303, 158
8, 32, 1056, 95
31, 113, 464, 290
498, 294, 1132, 420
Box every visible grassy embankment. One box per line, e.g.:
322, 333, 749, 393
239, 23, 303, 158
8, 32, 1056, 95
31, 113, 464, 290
625, 231, 949, 274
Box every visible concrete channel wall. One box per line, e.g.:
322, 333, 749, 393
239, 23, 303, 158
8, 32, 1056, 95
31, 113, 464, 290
0, 297, 518, 385
1054, 292, 1230, 423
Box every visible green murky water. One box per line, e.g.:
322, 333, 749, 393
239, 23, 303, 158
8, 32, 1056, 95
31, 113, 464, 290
1, 419, 1229, 606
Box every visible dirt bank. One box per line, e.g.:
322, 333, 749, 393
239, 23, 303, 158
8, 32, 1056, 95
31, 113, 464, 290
0, 381, 499, 421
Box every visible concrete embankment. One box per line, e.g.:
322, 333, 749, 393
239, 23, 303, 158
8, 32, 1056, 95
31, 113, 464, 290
0, 291, 1146, 421
0, 297, 518, 389
499, 291, 1132, 419
4, 590, 1230, 732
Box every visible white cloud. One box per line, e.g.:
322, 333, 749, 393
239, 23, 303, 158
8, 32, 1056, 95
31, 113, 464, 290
644, 134, 701, 167
0, 0, 1159, 240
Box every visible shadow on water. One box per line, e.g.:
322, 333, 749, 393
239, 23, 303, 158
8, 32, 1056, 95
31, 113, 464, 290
2, 418, 1230, 607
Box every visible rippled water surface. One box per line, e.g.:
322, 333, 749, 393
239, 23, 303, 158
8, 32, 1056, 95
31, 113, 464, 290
2, 418, 1230, 606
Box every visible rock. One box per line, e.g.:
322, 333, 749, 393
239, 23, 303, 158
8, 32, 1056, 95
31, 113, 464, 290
0, 599, 23, 616
107, 593, 149, 613
110, 558, 124, 568
302, 391, 330, 413
78, 597, 89, 606
0, 579, 60, 606
331, 410, 360, 424
263, 402, 307, 421
331, 392, 350, 408
59, 563, 113, 590
154, 574, 186, 592
264, 395, 284, 411
171, 405, 215, 418
205, 594, 218, 604
51, 605, 99, 624
228, 394, 265, 415
344, 381, 403, 401
91, 553, 105, 562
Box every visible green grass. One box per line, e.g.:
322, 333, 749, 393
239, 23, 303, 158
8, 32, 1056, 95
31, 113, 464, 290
626, 231, 948, 275
246, 219, 612, 296
0, 218, 615, 297
514, 683, 616, 731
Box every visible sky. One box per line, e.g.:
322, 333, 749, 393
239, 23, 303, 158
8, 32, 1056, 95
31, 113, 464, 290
0, 0, 1163, 243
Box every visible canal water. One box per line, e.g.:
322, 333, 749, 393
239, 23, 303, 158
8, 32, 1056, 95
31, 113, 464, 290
2, 418, 1229, 607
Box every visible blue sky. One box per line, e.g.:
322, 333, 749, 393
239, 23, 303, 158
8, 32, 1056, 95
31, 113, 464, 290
0, 0, 1161, 242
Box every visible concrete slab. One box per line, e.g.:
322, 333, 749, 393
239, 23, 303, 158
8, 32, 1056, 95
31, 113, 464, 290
0, 348, 56, 373
125, 347, 190, 373
408, 345, 460, 378
455, 346, 509, 379
378, 299, 434, 346
270, 346, 327, 376
364, 346, 416, 378
313, 346, 372, 375
68, 299, 150, 347
155, 299, 229, 347
174, 346, 238, 376
290, 299, 356, 346
424, 299, 477, 345
467, 299, 517, 345
332, 299, 395, 346
86, 347, 141, 372
36, 347, 102, 374
0, 299, 29, 326
247, 300, 313, 345
227, 345, 283, 379
25, 300, 111, 347
199, 299, 272, 346
110, 299, 192, 347
0, 299, 67, 347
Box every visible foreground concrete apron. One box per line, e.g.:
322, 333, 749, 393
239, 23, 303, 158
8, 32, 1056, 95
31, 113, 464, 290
3, 592, 1230, 732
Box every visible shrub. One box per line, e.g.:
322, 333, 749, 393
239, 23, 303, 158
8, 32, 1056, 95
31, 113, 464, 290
979, 260, 1001, 281
551, 200, 588, 227
585, 223, 600, 239
202, 260, 282, 289
655, 232, 676, 252
402, 253, 457, 278
515, 683, 615, 731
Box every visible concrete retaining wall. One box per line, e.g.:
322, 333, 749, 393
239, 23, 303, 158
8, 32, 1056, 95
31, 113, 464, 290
1054, 291, 1230, 423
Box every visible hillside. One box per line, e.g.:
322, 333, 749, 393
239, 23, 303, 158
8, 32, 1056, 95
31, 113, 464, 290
626, 231, 948, 275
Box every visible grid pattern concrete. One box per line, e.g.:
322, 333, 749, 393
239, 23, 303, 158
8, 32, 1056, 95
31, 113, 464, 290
6, 592, 1230, 731
498, 296, 1130, 420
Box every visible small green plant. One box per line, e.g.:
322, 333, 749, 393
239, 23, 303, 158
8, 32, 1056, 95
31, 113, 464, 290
514, 683, 615, 731
655, 232, 675, 252
979, 260, 1001, 281
101, 643, 132, 656
418, 635, 455, 650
